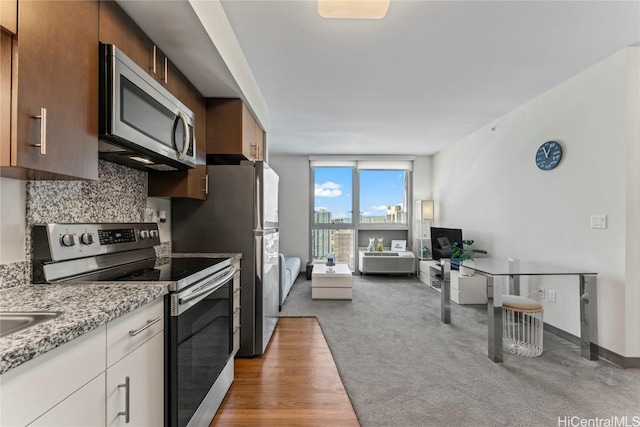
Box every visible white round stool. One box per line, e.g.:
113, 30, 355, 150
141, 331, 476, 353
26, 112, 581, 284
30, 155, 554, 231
502, 295, 544, 357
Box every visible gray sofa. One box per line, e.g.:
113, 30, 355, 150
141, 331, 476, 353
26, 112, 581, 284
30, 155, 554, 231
279, 253, 301, 309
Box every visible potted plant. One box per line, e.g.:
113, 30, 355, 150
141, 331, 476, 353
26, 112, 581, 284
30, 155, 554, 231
450, 240, 487, 276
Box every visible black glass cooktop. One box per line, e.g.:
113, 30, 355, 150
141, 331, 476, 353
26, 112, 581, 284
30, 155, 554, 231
66, 257, 231, 283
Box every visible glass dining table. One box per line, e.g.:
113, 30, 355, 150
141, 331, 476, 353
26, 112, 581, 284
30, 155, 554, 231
439, 258, 598, 363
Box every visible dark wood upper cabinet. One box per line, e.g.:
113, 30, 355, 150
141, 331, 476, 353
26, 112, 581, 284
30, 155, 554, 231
99, 0, 154, 77
0, 0, 17, 35
154, 48, 193, 104
206, 99, 265, 162
99, 1, 190, 107
2, 0, 99, 180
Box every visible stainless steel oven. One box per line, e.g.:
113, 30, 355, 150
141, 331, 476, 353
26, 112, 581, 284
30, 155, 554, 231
99, 43, 196, 171
32, 223, 236, 427
166, 265, 235, 427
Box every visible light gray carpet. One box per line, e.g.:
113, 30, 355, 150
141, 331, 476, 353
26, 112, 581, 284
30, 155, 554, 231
280, 274, 640, 427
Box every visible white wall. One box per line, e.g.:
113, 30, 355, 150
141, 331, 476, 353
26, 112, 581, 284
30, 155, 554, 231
412, 156, 433, 202
0, 178, 26, 264
432, 47, 638, 357
269, 156, 310, 263
624, 48, 640, 357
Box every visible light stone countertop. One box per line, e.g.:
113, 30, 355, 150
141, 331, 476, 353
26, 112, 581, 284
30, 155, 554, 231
0, 252, 241, 375
0, 283, 168, 374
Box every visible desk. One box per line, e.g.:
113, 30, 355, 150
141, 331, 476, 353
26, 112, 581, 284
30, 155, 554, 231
439, 258, 598, 363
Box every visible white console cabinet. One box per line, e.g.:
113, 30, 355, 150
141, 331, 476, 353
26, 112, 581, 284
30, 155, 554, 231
419, 260, 487, 304
358, 250, 415, 275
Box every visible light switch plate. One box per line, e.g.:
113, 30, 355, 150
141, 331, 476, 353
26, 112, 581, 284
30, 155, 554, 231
590, 215, 607, 229
548, 290, 556, 303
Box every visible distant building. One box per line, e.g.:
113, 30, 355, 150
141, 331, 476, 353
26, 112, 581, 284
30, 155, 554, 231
313, 210, 332, 259
315, 209, 331, 224
333, 230, 353, 265
386, 204, 406, 223
370, 216, 387, 224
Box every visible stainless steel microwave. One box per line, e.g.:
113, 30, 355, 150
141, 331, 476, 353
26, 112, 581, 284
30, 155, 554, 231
99, 43, 196, 171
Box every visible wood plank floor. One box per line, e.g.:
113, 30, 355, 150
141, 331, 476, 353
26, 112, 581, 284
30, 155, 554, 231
210, 317, 360, 427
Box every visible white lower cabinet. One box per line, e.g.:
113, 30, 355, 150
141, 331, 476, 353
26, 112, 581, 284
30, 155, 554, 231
106, 332, 164, 426
0, 325, 106, 427
0, 298, 164, 427
30, 373, 106, 427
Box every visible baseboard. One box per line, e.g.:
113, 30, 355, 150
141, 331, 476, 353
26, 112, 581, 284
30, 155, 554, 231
544, 323, 640, 369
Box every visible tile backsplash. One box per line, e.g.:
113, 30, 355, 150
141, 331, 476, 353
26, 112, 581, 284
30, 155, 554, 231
1, 160, 164, 289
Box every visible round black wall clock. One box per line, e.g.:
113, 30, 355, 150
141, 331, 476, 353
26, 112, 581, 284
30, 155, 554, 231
535, 141, 562, 170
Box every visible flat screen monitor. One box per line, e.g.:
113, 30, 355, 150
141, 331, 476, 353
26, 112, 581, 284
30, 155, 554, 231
430, 227, 463, 261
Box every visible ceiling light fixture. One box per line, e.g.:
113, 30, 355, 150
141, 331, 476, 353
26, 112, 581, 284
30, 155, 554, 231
318, 0, 390, 20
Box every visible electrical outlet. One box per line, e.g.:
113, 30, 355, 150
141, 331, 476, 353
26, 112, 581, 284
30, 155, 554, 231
144, 208, 156, 222
548, 290, 556, 303
590, 215, 607, 229
538, 288, 545, 299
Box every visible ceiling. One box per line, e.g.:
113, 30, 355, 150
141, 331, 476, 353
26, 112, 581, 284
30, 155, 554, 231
120, 1, 640, 156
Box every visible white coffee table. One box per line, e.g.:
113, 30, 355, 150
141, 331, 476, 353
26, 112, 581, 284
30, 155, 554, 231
311, 263, 353, 300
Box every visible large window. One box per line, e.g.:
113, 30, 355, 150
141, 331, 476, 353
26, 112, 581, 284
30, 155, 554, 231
359, 170, 408, 224
313, 167, 353, 225
310, 160, 412, 271
312, 167, 355, 269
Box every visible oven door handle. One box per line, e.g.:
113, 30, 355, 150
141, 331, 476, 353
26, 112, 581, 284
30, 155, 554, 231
178, 267, 236, 305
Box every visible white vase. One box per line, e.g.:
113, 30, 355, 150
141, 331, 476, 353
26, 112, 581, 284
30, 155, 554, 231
459, 265, 475, 277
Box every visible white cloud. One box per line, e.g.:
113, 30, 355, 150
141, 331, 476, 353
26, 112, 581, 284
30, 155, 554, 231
371, 205, 388, 212
361, 211, 372, 216
315, 181, 342, 197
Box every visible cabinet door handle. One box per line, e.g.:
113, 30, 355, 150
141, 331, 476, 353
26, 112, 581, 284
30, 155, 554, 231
118, 376, 130, 423
152, 45, 157, 74
201, 174, 209, 195
164, 57, 168, 84
129, 317, 161, 337
31, 108, 47, 154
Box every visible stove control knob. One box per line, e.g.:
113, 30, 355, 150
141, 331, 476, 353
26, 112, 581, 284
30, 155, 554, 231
150, 229, 159, 239
80, 233, 94, 245
61, 234, 76, 247
139, 230, 150, 240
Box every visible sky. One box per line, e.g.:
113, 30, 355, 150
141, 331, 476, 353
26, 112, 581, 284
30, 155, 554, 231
314, 168, 405, 220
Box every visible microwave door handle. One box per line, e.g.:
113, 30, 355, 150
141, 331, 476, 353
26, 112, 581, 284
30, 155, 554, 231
177, 110, 191, 160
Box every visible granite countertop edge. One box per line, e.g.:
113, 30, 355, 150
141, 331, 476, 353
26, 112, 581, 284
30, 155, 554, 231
0, 252, 240, 375
0, 283, 168, 375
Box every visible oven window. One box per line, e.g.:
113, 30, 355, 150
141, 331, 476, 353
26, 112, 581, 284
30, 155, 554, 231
172, 283, 231, 427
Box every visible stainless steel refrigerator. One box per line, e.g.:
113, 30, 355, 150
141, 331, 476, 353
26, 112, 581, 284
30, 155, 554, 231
172, 161, 280, 357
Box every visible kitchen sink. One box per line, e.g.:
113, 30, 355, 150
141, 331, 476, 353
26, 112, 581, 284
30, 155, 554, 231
0, 312, 63, 338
